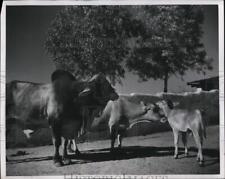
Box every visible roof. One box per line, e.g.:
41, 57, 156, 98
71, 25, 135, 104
187, 76, 219, 90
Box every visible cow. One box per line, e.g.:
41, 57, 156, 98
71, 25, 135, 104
156, 99, 206, 166
90, 97, 164, 151
6, 70, 118, 166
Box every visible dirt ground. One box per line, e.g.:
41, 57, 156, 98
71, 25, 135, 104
6, 125, 220, 176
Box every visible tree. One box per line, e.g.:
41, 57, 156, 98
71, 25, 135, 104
45, 6, 145, 84
126, 6, 213, 92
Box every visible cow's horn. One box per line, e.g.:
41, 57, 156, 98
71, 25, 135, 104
79, 87, 91, 97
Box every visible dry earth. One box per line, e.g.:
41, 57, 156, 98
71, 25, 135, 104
6, 125, 220, 176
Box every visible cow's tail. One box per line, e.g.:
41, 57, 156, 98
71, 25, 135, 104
198, 110, 206, 139
91, 101, 112, 131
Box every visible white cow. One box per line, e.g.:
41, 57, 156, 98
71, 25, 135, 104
91, 97, 164, 151
156, 99, 206, 166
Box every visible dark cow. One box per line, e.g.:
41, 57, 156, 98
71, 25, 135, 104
6, 70, 118, 166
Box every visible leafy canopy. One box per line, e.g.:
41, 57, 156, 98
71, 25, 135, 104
45, 6, 213, 92
126, 6, 212, 82
45, 6, 145, 84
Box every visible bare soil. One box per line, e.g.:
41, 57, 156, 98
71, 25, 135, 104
6, 125, 219, 176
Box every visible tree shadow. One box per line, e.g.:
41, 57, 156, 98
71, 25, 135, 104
7, 146, 219, 167
190, 147, 219, 158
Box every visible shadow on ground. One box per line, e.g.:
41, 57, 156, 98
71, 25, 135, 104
7, 145, 219, 167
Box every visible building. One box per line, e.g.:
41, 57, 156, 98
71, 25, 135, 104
187, 76, 219, 91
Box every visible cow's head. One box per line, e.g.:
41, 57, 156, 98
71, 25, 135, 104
128, 102, 168, 129
144, 103, 167, 122
79, 73, 119, 106
156, 99, 179, 123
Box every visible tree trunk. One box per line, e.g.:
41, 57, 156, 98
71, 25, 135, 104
163, 72, 168, 93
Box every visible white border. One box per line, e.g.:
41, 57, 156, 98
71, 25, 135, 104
1, 0, 224, 5
1, 1, 224, 179
1, 1, 7, 178
218, 1, 225, 179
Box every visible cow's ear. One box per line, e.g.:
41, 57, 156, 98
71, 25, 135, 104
140, 101, 147, 106
166, 99, 174, 109
78, 87, 92, 97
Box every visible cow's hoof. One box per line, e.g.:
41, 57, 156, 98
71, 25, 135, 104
185, 153, 189, 157
196, 157, 200, 161
174, 155, 178, 159
75, 150, 81, 156
62, 158, 71, 165
53, 156, 63, 167
53, 160, 63, 167
68, 148, 75, 154
199, 161, 204, 167
110, 148, 116, 153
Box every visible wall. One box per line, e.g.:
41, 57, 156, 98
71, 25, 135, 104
6, 90, 219, 148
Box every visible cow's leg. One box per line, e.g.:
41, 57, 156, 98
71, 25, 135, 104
62, 138, 71, 165
117, 134, 122, 148
67, 140, 74, 153
118, 129, 126, 149
50, 124, 62, 167
67, 139, 79, 155
172, 129, 179, 159
52, 134, 62, 166
192, 130, 204, 166
72, 138, 81, 156
110, 125, 117, 152
182, 132, 188, 157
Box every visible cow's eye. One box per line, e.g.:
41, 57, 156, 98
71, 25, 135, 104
111, 86, 115, 92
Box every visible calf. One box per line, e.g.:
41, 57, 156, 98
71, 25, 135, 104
157, 99, 206, 166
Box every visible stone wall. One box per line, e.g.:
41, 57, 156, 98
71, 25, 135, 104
6, 90, 219, 148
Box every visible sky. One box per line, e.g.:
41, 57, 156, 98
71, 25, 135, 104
5, 5, 218, 94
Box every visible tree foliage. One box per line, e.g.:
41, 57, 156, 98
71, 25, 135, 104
126, 6, 213, 92
45, 5, 213, 92
45, 6, 145, 84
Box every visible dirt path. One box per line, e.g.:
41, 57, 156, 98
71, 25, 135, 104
6, 125, 220, 176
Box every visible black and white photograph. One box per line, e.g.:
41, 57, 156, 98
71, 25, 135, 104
0, 0, 224, 178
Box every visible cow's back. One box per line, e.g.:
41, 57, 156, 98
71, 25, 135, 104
168, 109, 203, 132
6, 81, 51, 125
